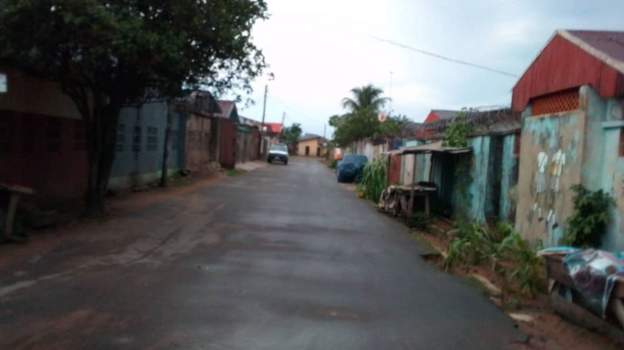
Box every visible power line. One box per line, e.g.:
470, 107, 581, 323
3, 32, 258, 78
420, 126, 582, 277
369, 35, 518, 78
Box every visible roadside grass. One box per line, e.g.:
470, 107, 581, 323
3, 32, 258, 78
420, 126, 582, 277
226, 169, 247, 177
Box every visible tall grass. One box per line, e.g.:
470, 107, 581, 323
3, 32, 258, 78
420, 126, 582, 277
357, 157, 387, 202
444, 222, 545, 297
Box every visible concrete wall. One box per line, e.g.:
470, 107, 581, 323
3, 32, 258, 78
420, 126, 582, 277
350, 140, 387, 161
449, 134, 518, 223
452, 136, 493, 222
584, 87, 624, 251
297, 139, 320, 157
109, 101, 184, 190
499, 134, 519, 221
514, 87, 586, 246
184, 113, 214, 173
297, 139, 326, 157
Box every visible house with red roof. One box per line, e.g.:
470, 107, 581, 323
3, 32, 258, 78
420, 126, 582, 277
263, 122, 283, 136
423, 109, 462, 124
512, 30, 624, 251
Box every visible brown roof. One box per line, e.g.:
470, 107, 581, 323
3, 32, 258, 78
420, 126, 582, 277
412, 108, 520, 141
176, 90, 221, 117
401, 140, 471, 155
563, 30, 624, 74
431, 109, 461, 120
217, 100, 235, 118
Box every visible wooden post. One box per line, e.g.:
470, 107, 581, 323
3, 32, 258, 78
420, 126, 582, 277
408, 153, 417, 221
386, 154, 391, 187
3, 193, 19, 240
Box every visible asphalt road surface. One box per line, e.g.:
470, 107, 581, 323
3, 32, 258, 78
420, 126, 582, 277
0, 157, 522, 349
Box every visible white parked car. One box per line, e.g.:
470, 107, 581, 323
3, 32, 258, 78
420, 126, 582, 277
267, 144, 289, 165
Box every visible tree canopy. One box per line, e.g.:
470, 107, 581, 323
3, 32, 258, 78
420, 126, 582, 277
330, 85, 408, 147
0, 0, 268, 213
341, 84, 389, 114
280, 123, 302, 149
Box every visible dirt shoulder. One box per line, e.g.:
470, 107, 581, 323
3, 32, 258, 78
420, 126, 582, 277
413, 220, 621, 350
0, 163, 267, 271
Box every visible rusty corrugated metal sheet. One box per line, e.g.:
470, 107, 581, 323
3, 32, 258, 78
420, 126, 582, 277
219, 119, 236, 169
388, 153, 401, 185
0, 111, 88, 201
512, 33, 624, 112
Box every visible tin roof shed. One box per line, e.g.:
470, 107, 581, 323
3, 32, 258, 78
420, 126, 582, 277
512, 30, 624, 112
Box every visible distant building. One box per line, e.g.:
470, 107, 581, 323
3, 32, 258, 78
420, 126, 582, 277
423, 109, 462, 124
297, 133, 326, 157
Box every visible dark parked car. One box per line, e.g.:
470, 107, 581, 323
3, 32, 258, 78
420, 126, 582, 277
267, 144, 289, 165
336, 154, 368, 183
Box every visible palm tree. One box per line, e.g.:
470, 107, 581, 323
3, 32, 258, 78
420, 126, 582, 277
341, 84, 389, 113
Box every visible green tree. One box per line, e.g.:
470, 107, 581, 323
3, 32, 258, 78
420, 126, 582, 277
0, 0, 268, 214
280, 123, 302, 150
330, 85, 392, 147
341, 84, 389, 113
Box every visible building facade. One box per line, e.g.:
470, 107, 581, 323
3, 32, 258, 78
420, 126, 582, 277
512, 30, 624, 250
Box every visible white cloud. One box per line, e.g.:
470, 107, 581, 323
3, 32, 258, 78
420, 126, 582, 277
235, 0, 624, 135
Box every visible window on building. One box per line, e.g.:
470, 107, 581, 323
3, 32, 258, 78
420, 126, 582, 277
116, 124, 125, 152
147, 126, 158, 151
531, 89, 580, 116
46, 119, 61, 152
73, 121, 86, 151
619, 129, 624, 157
132, 126, 141, 152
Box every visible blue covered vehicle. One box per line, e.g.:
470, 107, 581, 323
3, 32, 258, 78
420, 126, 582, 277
336, 154, 368, 183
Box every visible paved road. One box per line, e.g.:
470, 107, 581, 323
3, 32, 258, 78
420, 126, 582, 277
0, 158, 522, 349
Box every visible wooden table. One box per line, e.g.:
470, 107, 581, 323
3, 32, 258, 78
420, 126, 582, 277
0, 183, 34, 242
383, 184, 437, 218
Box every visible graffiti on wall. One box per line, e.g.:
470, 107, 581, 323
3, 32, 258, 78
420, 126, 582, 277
531, 148, 567, 245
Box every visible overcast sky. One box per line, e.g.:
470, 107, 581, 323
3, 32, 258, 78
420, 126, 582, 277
235, 0, 624, 136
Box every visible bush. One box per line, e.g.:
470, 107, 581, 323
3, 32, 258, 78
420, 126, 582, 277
408, 212, 430, 230
444, 223, 499, 269
496, 229, 545, 297
442, 114, 472, 148
357, 158, 387, 202
329, 159, 337, 169
562, 185, 614, 247
444, 222, 545, 297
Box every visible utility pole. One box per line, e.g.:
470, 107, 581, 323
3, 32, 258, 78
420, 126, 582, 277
281, 111, 286, 126
261, 84, 268, 130
323, 123, 326, 139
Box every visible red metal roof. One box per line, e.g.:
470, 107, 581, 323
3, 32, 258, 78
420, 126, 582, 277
512, 30, 624, 112
424, 110, 461, 124
567, 30, 624, 70
264, 122, 283, 134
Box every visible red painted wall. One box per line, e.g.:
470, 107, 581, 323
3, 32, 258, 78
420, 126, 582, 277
0, 111, 88, 204
218, 119, 236, 169
423, 111, 440, 124
512, 34, 624, 112
388, 153, 402, 185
